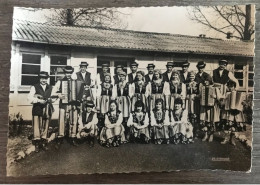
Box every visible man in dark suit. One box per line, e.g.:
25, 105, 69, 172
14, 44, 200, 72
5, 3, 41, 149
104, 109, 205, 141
162, 62, 174, 82
179, 60, 190, 84
76, 61, 94, 101
127, 62, 138, 83
195, 61, 213, 85
145, 63, 155, 83
212, 59, 239, 88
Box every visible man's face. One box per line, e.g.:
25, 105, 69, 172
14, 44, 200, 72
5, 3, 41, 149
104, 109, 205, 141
116, 68, 123, 74
198, 67, 204, 73
219, 63, 227, 70
167, 66, 173, 73
182, 66, 188, 73
86, 107, 92, 113
102, 66, 109, 73
119, 75, 126, 81
80, 66, 87, 73
40, 78, 48, 85
130, 66, 138, 73
110, 103, 116, 111
136, 106, 142, 113
148, 67, 154, 74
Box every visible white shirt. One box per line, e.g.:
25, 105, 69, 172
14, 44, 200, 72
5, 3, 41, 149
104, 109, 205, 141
81, 72, 86, 80
183, 71, 188, 80
167, 72, 172, 80
149, 74, 153, 81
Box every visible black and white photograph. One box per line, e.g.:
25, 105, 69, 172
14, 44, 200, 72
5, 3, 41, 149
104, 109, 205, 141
7, 5, 254, 176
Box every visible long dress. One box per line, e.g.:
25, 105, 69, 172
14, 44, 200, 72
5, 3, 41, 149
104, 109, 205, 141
168, 80, 186, 110
129, 81, 149, 112
147, 79, 170, 110
96, 83, 113, 114
113, 81, 131, 118
150, 110, 170, 144
127, 111, 150, 143
99, 111, 126, 147
169, 109, 193, 144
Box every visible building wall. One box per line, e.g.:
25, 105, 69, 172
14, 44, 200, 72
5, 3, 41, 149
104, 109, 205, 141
9, 42, 253, 120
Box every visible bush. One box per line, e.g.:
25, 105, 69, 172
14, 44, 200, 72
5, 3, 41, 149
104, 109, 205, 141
242, 94, 253, 125
9, 112, 24, 137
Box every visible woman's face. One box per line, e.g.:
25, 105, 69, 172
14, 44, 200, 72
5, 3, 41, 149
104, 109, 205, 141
172, 73, 178, 80
154, 72, 160, 80
136, 106, 142, 112
174, 103, 182, 110
110, 102, 117, 111
104, 76, 110, 83
86, 106, 92, 113
155, 102, 162, 110
205, 81, 210, 86
190, 75, 195, 81
120, 75, 126, 81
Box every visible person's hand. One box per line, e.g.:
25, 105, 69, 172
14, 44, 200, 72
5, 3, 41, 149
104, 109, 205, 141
58, 94, 66, 100
38, 99, 46, 104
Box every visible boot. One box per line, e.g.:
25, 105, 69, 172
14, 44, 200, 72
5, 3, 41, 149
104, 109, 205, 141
34, 140, 40, 153
202, 132, 208, 142
208, 134, 214, 142
221, 133, 230, 145
41, 139, 49, 151
230, 133, 236, 146
55, 138, 63, 150
71, 137, 79, 146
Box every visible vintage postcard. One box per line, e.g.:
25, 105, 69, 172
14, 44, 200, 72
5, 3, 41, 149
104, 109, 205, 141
7, 5, 254, 176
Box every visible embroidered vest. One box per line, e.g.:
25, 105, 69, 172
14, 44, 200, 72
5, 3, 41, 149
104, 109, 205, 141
151, 81, 164, 94
82, 111, 95, 125
134, 82, 147, 94
132, 112, 146, 125
117, 83, 129, 96
153, 110, 165, 124
107, 111, 121, 124
169, 82, 182, 94
213, 69, 230, 84
101, 83, 113, 96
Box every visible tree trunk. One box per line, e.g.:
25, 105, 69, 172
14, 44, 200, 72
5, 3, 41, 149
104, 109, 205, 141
66, 9, 74, 26
243, 4, 253, 40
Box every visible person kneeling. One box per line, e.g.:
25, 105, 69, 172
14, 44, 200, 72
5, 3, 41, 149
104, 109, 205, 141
127, 100, 150, 144
77, 100, 98, 147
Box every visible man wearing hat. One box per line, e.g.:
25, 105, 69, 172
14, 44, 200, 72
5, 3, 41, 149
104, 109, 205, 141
76, 61, 94, 101
77, 100, 98, 147
145, 63, 155, 83
213, 59, 239, 88
162, 62, 174, 82
96, 63, 110, 85
127, 62, 139, 83
195, 61, 213, 85
179, 60, 191, 84
113, 65, 124, 85
52, 66, 79, 148
27, 71, 54, 152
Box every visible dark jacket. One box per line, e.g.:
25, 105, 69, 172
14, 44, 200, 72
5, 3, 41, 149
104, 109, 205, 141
145, 74, 153, 83
162, 72, 172, 82
213, 69, 230, 85
195, 72, 213, 85
179, 71, 190, 84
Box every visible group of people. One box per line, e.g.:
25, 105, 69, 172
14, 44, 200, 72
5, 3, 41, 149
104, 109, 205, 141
27, 59, 246, 152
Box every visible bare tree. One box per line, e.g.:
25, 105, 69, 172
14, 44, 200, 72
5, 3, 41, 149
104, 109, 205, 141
46, 8, 129, 29
187, 5, 254, 40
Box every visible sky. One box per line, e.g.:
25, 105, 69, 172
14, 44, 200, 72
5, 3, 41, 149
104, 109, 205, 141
13, 6, 229, 40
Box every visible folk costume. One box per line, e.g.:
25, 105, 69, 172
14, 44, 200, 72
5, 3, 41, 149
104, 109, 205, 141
27, 71, 54, 152
52, 66, 80, 147
77, 100, 98, 147
99, 102, 126, 147
96, 63, 110, 85
169, 101, 193, 144
127, 62, 139, 84
162, 62, 174, 82
127, 111, 150, 144
179, 60, 190, 84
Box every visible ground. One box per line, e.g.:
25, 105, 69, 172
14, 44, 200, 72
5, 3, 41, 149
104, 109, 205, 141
7, 131, 251, 177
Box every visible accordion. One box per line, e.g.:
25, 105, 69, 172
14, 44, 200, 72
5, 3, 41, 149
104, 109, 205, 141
61, 80, 84, 104
224, 91, 245, 111
200, 85, 215, 107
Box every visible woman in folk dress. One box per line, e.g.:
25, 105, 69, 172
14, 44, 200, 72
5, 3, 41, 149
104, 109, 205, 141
220, 80, 246, 146
185, 71, 200, 137
147, 69, 170, 111
130, 71, 150, 112
113, 71, 131, 137
99, 100, 126, 147
169, 98, 193, 144
127, 100, 150, 143
168, 70, 186, 111
150, 98, 171, 144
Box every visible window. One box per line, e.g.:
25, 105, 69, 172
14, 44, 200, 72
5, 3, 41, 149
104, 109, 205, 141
50, 56, 68, 85
248, 64, 254, 88
234, 64, 245, 87
21, 54, 41, 86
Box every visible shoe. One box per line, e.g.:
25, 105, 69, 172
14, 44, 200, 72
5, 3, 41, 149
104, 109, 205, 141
54, 138, 62, 150
202, 133, 208, 142
208, 134, 213, 142
230, 133, 236, 146
35, 142, 40, 153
